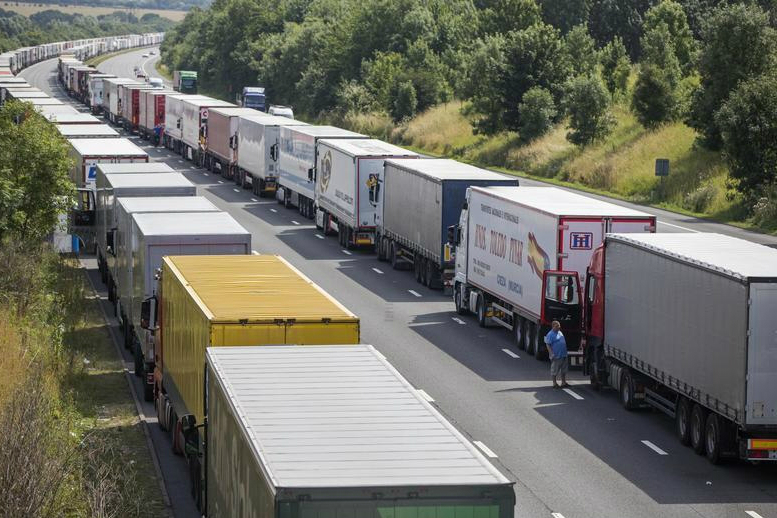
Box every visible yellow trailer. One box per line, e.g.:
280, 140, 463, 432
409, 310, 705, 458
149, 254, 359, 433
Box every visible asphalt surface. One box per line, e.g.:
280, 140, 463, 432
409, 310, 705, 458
22, 49, 777, 518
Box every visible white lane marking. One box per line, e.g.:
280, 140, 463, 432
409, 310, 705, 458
292, 220, 300, 225
658, 220, 699, 233
252, 250, 260, 255
641, 440, 668, 455
315, 234, 325, 240
251, 198, 258, 202
233, 188, 240, 193
473, 441, 498, 458
416, 389, 434, 403
342, 249, 352, 255
189, 166, 197, 170
452, 317, 466, 325
372, 267, 384, 274
408, 290, 422, 297
270, 208, 277, 213
502, 348, 519, 359
218, 180, 224, 184
178, 159, 184, 163
746, 512, 765, 518
563, 388, 584, 400
203, 173, 209, 176
551, 514, 566, 518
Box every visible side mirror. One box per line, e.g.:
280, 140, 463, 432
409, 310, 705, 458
140, 295, 157, 330
106, 228, 116, 255
447, 225, 459, 246
308, 168, 314, 182
270, 143, 278, 161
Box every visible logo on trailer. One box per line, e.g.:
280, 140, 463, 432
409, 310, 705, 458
87, 163, 97, 183
570, 232, 593, 250
320, 150, 332, 191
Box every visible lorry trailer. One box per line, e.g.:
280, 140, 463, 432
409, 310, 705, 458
277, 125, 366, 218
235, 113, 308, 196
126, 214, 252, 400
68, 137, 149, 189
41, 109, 96, 124
452, 186, 655, 360
378, 159, 518, 291
163, 94, 209, 154
102, 78, 138, 124
173, 70, 197, 94
202, 106, 261, 180
86, 73, 115, 112
122, 83, 156, 132
204, 344, 515, 517
583, 233, 777, 463
56, 124, 119, 139
139, 89, 174, 143
315, 138, 419, 249
180, 97, 235, 165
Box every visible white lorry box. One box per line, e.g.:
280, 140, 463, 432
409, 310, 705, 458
236, 113, 308, 195
103, 78, 138, 123
180, 96, 234, 156
45, 111, 100, 124
278, 125, 366, 214
164, 94, 209, 143
315, 138, 418, 246
139, 89, 174, 135
56, 124, 119, 139
69, 138, 149, 189
87, 73, 115, 110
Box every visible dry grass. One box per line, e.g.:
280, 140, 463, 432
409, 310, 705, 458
395, 101, 479, 155
1, 2, 187, 21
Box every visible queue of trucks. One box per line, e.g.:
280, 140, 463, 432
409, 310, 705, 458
2, 31, 776, 516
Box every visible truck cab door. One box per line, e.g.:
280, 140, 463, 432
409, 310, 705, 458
541, 271, 582, 331
71, 188, 95, 227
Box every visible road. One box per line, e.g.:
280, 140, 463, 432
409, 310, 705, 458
22, 49, 777, 518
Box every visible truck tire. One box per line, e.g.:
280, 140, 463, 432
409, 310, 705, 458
454, 284, 467, 315
414, 257, 422, 283
704, 413, 723, 464
476, 294, 487, 328
676, 397, 692, 446
390, 241, 400, 270
525, 322, 536, 355
534, 334, 548, 360
690, 403, 707, 455
514, 315, 525, 349
377, 236, 386, 261
620, 370, 637, 410
426, 260, 437, 289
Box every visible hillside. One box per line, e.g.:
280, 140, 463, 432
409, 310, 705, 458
1, 2, 187, 21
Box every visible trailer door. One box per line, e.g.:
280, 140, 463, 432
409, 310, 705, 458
746, 283, 777, 426
609, 217, 656, 234
559, 218, 603, 280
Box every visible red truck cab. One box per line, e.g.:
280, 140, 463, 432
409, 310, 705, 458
582, 244, 606, 385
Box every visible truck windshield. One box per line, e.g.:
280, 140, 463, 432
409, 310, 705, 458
181, 78, 196, 89
282, 501, 507, 518
244, 94, 265, 108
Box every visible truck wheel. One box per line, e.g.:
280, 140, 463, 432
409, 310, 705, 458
454, 284, 467, 315
690, 403, 707, 455
476, 295, 487, 328
514, 315, 525, 349
390, 242, 400, 270
377, 236, 386, 261
676, 397, 692, 446
134, 348, 143, 378
704, 413, 723, 464
426, 260, 437, 289
414, 257, 422, 283
525, 322, 536, 355
620, 370, 637, 410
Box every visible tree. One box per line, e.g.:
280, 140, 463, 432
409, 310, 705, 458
564, 24, 598, 77
478, 0, 542, 35
462, 34, 506, 134
0, 102, 74, 243
539, 0, 589, 34
643, 0, 696, 74
631, 23, 682, 127
688, 3, 777, 149
600, 36, 630, 96
392, 80, 418, 121
715, 73, 777, 201
587, 0, 657, 60
564, 74, 615, 146
518, 86, 556, 141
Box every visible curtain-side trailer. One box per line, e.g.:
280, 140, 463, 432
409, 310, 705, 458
202, 106, 261, 180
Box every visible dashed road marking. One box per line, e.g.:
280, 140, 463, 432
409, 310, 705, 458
473, 441, 498, 458
746, 512, 765, 518
233, 188, 240, 193
315, 234, 325, 240
372, 267, 384, 274
641, 440, 668, 455
189, 166, 197, 170
502, 348, 519, 359
342, 249, 352, 255
563, 388, 584, 400
416, 389, 434, 403
252, 250, 260, 255
218, 180, 224, 184
551, 514, 566, 518
292, 220, 300, 225
251, 198, 258, 202
408, 290, 422, 298
270, 208, 277, 213
203, 173, 209, 176
452, 317, 466, 325
178, 159, 184, 163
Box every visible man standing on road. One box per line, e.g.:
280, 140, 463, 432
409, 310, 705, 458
545, 320, 569, 388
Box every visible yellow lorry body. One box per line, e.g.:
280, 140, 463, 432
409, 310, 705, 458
159, 254, 359, 423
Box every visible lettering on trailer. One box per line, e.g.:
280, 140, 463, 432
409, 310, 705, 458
472, 213, 526, 298
570, 232, 593, 250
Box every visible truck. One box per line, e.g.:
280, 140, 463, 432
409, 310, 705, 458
315, 138, 419, 249
86, 73, 116, 112
39, 106, 90, 122
235, 113, 308, 196
201, 106, 261, 180
142, 254, 361, 508
139, 89, 174, 143
377, 159, 518, 291
451, 186, 655, 361
278, 125, 366, 218
122, 83, 156, 132
102, 78, 138, 125
163, 94, 209, 153
180, 97, 235, 165
238, 86, 265, 111
56, 124, 119, 139
583, 232, 777, 464
203, 344, 515, 517
68, 137, 149, 189
173, 70, 197, 94
126, 213, 252, 400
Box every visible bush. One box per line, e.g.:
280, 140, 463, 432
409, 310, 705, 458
518, 86, 556, 141
564, 74, 615, 146
752, 184, 777, 230
632, 64, 679, 128
683, 183, 717, 213
391, 81, 418, 122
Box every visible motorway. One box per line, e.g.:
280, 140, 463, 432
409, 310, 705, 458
22, 48, 777, 518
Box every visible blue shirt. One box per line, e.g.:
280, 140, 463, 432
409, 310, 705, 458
544, 329, 567, 359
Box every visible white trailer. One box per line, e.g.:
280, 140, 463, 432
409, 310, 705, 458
202, 106, 261, 180
68, 138, 149, 189
86, 73, 115, 112
277, 125, 366, 218
315, 138, 418, 248
103, 78, 138, 124
163, 94, 209, 153
180, 97, 234, 165
236, 114, 308, 196
56, 124, 119, 139
453, 186, 655, 361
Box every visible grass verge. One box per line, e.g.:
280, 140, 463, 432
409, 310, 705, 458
86, 46, 153, 67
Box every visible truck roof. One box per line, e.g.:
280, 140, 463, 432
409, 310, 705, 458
8, 91, 49, 98
27, 98, 65, 105
208, 106, 261, 118
118, 196, 218, 214
103, 77, 139, 85
133, 211, 247, 237
70, 138, 148, 157
318, 138, 418, 158
56, 124, 119, 138
206, 344, 513, 489
97, 162, 174, 175
164, 255, 357, 322
474, 186, 653, 218
608, 233, 777, 281
240, 113, 309, 127
181, 97, 235, 109
39, 105, 80, 117
284, 125, 365, 139
385, 158, 512, 182
104, 172, 193, 189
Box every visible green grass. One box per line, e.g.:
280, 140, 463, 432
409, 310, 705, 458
155, 61, 173, 81
86, 47, 149, 67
